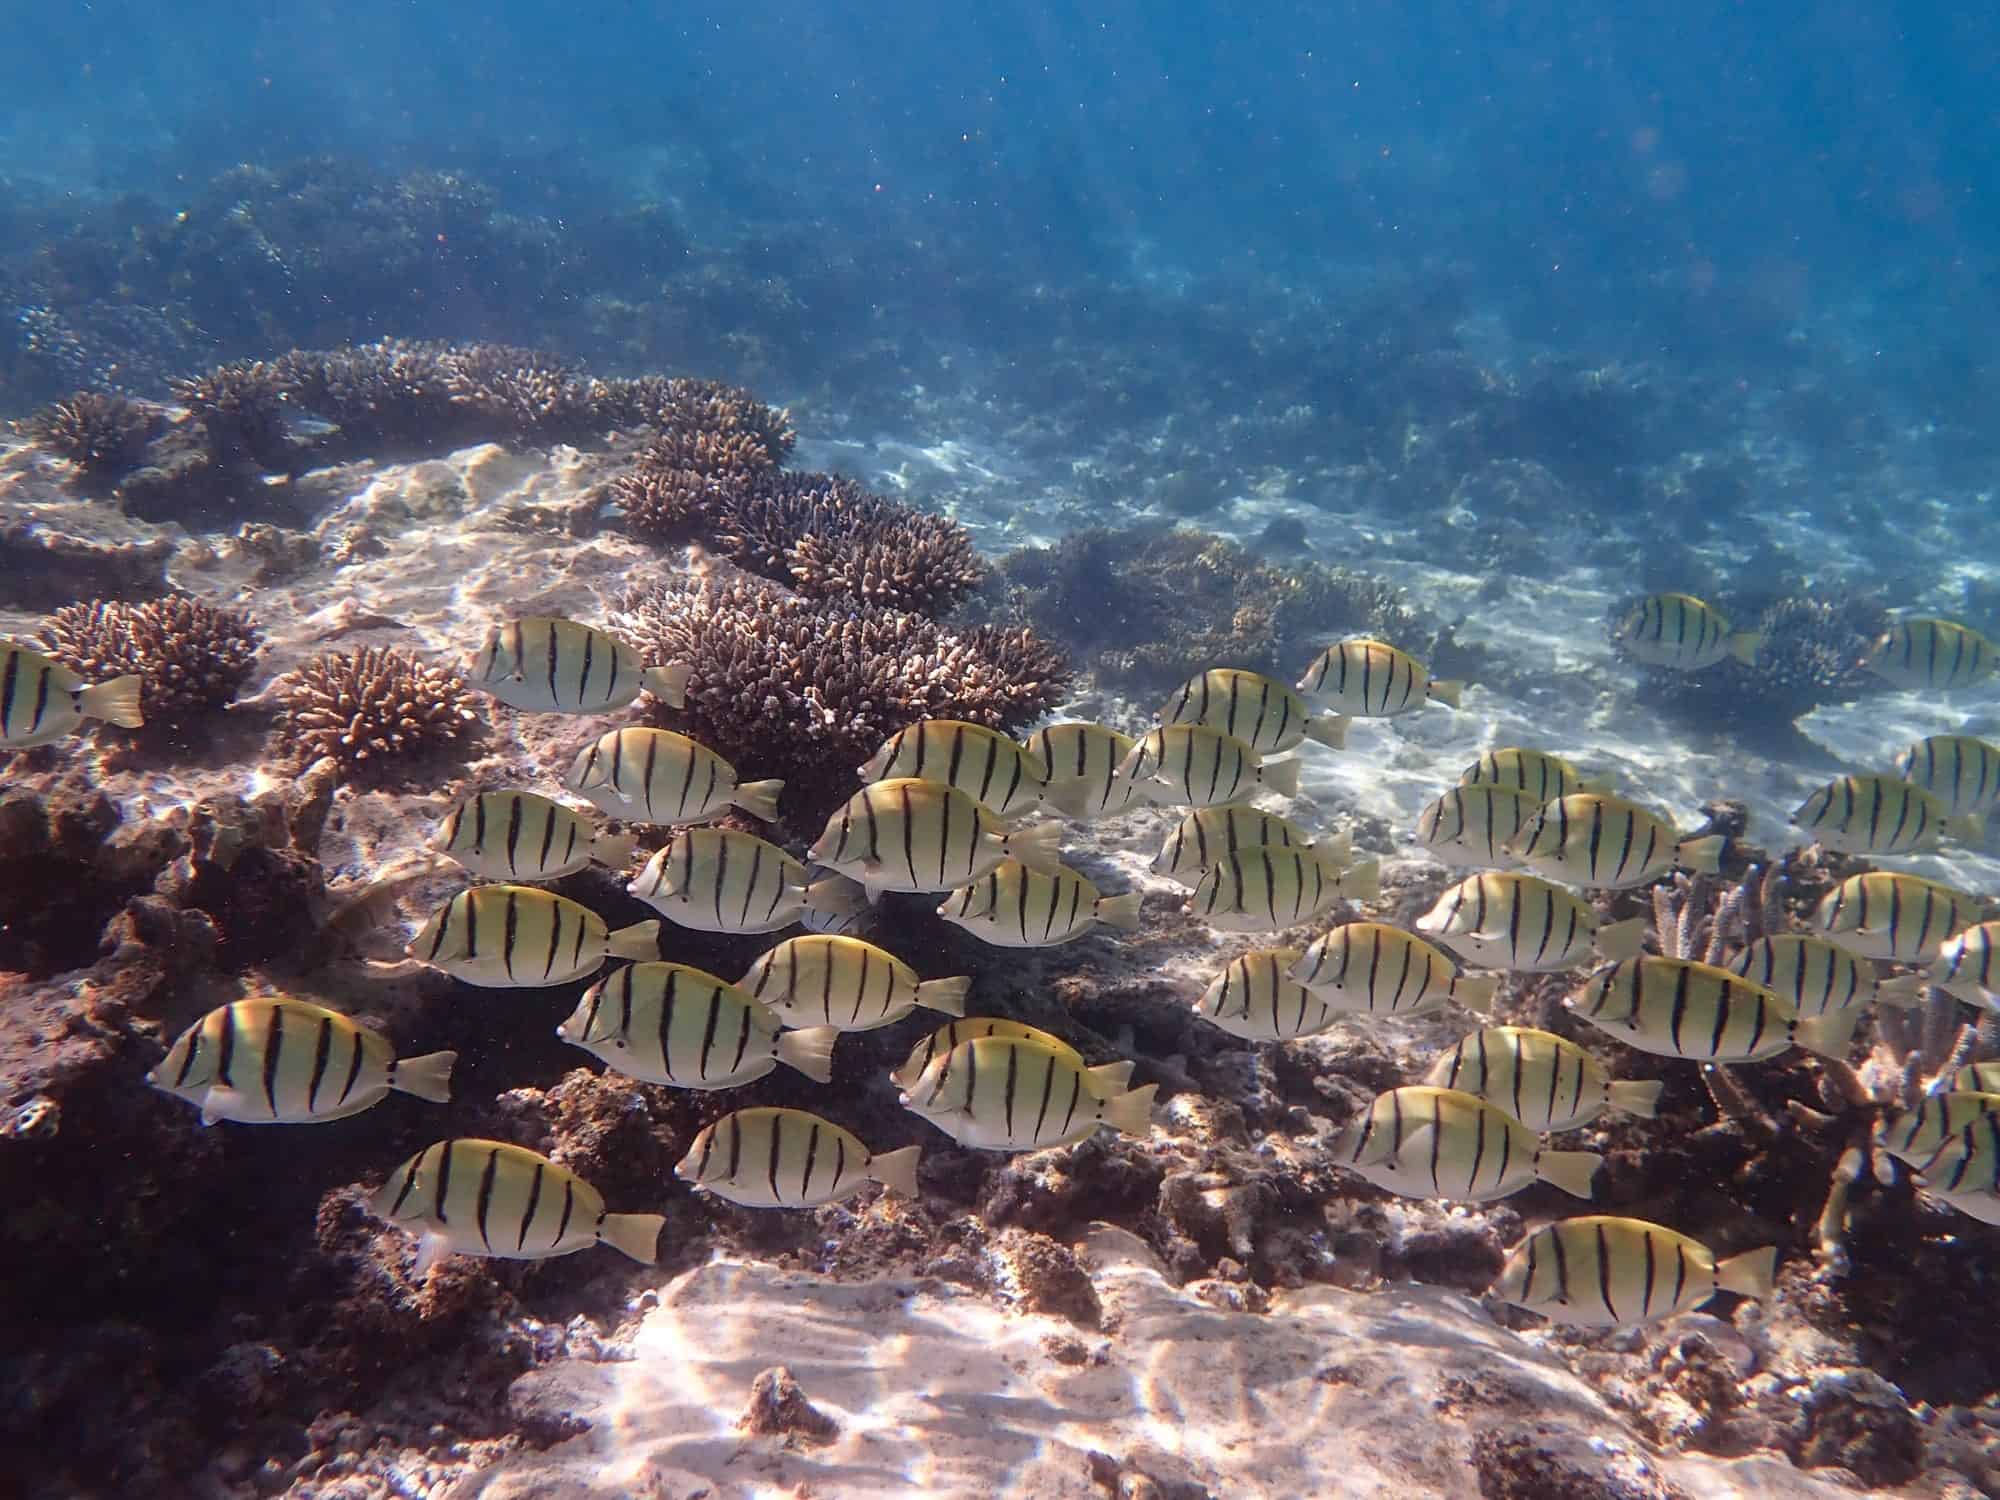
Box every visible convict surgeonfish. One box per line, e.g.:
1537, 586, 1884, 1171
809, 778, 1065, 897
1460, 747, 1602, 804
471, 616, 689, 714
1414, 872, 1648, 973
1506, 792, 1725, 889
1812, 871, 1986, 962
409, 886, 658, 988
557, 961, 837, 1088
1330, 1086, 1600, 1202
1895, 734, 2000, 817
1287, 923, 1498, 1017
1568, 957, 1861, 1063
1194, 948, 1341, 1041
1877, 921, 2000, 1009
1152, 805, 1342, 885
1159, 667, 1347, 753
1608, 593, 1761, 671
739, 934, 970, 1032
150, 997, 455, 1126
0, 642, 142, 748
888, 1019, 1134, 1096
899, 1035, 1157, 1151
1902, 1114, 2000, 1219
567, 726, 783, 825
1116, 724, 1300, 809
1422, 1026, 1662, 1134
1492, 1217, 1776, 1329
1953, 1062, 2000, 1096
434, 789, 637, 882
937, 859, 1143, 947
372, 1139, 662, 1275
858, 720, 1052, 818
675, 1107, 921, 1208
1880, 1091, 2000, 1170
1184, 845, 1380, 932
1727, 934, 1878, 1018
1413, 782, 1543, 868
1023, 723, 1148, 819
627, 827, 862, 934
1863, 617, 1999, 693
1789, 773, 1979, 857
1295, 638, 1463, 719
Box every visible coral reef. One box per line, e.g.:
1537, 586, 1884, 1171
39, 595, 262, 726
15, 390, 166, 481
272, 644, 479, 778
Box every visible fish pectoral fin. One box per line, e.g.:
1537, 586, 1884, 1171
199, 1085, 247, 1125
1365, 1121, 1434, 1171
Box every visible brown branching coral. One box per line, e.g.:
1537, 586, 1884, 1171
16, 391, 165, 481
273, 644, 479, 777
39, 596, 262, 725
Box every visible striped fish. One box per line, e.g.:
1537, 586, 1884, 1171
1460, 747, 1600, 804
1952, 1062, 2000, 1096
1568, 957, 1861, 1063
899, 1036, 1158, 1151
1414, 872, 1648, 973
1863, 617, 1999, 693
1159, 668, 1347, 754
1185, 845, 1380, 932
371, 1139, 663, 1275
1330, 1086, 1600, 1202
1812, 871, 1985, 962
888, 1019, 1132, 1095
0, 642, 142, 748
1895, 734, 2000, 817
149, 997, 455, 1126
1413, 782, 1543, 868
567, 726, 783, 825
809, 778, 1065, 896
408, 886, 658, 988
627, 827, 863, 934
1153, 805, 1343, 884
936, 859, 1142, 947
1726, 935, 1874, 1019
1909, 1113, 2000, 1204
858, 720, 1051, 817
1493, 1217, 1776, 1329
676, 1107, 921, 1208
1505, 792, 1725, 889
740, 934, 970, 1032
1878, 921, 2000, 1008
1423, 1026, 1662, 1133
1288, 923, 1497, 1017
1608, 593, 1761, 671
434, 790, 637, 882
470, 616, 688, 713
1023, 723, 1148, 820
1116, 725, 1299, 809
557, 962, 838, 1088
1295, 638, 1463, 718
1881, 1091, 2000, 1169
1193, 948, 1339, 1041
1790, 773, 1975, 856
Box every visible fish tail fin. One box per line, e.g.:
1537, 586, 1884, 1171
1796, 1004, 1864, 1061
1315, 829, 1355, 868
1337, 858, 1381, 902
1082, 1061, 1134, 1098
598, 1212, 665, 1265
1261, 756, 1302, 797
389, 1050, 457, 1104
805, 875, 866, 916
591, 828, 640, 871
1427, 679, 1465, 710
1004, 819, 1066, 874
915, 975, 972, 1016
1302, 714, 1349, 751
1676, 835, 1727, 875
1728, 631, 1765, 666
1096, 891, 1144, 932
1715, 1244, 1777, 1300
1450, 973, 1499, 1013
644, 661, 692, 710
1536, 1149, 1601, 1200
1102, 1083, 1158, 1138
1874, 974, 1929, 1009
732, 778, 785, 823
1595, 916, 1649, 961
606, 920, 661, 961
79, 673, 144, 729
867, 1145, 922, 1197
1607, 1078, 1665, 1119
1947, 812, 1987, 845
777, 1025, 839, 1084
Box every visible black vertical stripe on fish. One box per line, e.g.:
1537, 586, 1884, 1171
544, 620, 561, 708
729, 1000, 753, 1078
307, 1013, 335, 1113
1058, 1059, 1083, 1137
1668, 964, 1692, 1054
552, 1177, 575, 1252
1594, 1221, 1617, 1321
0, 648, 20, 737
517, 1161, 545, 1251
1743, 984, 1768, 1056
1550, 1221, 1571, 1303
767, 1112, 785, 1201
501, 889, 521, 984
387, 1151, 425, 1217
1002, 1040, 1020, 1139
432, 1140, 455, 1225
260, 1004, 285, 1116
1030, 1048, 1056, 1142
714, 833, 733, 927
1427, 1102, 1446, 1194
217, 1000, 239, 1089
800, 1119, 823, 1203
577, 628, 595, 711
29, 657, 52, 735
1706, 979, 1733, 1058
1467, 1104, 1488, 1196
505, 794, 524, 877
893, 783, 918, 890
1639, 1228, 1658, 1320
474, 1146, 501, 1250
834, 1136, 849, 1194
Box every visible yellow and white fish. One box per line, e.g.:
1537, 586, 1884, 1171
1952, 1062, 2000, 1095
1116, 724, 1300, 808
1608, 593, 1761, 671
1506, 792, 1725, 889
675, 1107, 921, 1208
1460, 747, 1602, 803
937, 859, 1143, 946
1493, 1217, 1775, 1329
899, 1035, 1157, 1151
1790, 773, 1978, 856
434, 789, 637, 882
150, 997, 454, 1125
1880, 1091, 2000, 1169
1894, 734, 2000, 817
1423, 1026, 1662, 1133
1287, 923, 1498, 1016
1330, 1085, 1600, 1202
372, 1139, 662, 1275
1812, 871, 1985, 962
1877, 921, 2000, 1008
627, 827, 863, 934
1568, 957, 1861, 1063
1184, 845, 1380, 932
1152, 805, 1340, 884
1295, 637, 1462, 718
1413, 782, 1543, 868
809, 778, 1065, 896
1863, 617, 1999, 693
858, 720, 1052, 818
1022, 722, 1148, 819
1194, 948, 1340, 1041
740, 934, 970, 1032
567, 726, 783, 825
1414, 871, 1648, 972
0, 641, 142, 747
470, 616, 688, 713
558, 961, 837, 1089
1727, 934, 1878, 1018
888, 1019, 1132, 1095
1906, 1114, 2000, 1211
1159, 667, 1347, 753
409, 886, 658, 988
